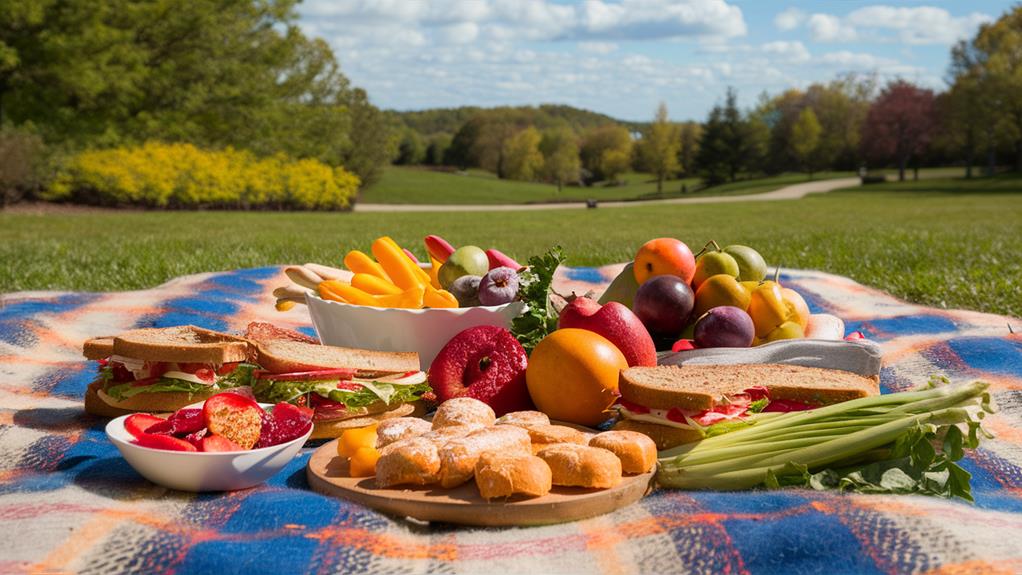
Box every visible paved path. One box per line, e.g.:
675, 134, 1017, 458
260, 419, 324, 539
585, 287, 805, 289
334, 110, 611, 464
354, 177, 862, 212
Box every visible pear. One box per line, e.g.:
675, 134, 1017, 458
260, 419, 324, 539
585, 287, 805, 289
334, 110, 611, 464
598, 262, 640, 308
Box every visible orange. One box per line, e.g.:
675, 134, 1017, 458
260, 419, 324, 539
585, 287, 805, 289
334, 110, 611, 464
633, 238, 696, 285
525, 329, 628, 427
693, 274, 752, 317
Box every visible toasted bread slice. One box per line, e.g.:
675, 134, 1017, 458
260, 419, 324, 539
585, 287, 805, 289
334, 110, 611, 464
310, 403, 418, 439
106, 325, 252, 364
83, 337, 116, 360
253, 339, 419, 377
611, 419, 704, 451
619, 364, 879, 412
244, 322, 318, 345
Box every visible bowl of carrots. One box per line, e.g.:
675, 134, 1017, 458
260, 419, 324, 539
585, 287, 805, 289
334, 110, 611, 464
278, 235, 525, 370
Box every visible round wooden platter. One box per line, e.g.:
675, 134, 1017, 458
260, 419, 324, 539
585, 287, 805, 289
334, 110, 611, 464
306, 439, 655, 527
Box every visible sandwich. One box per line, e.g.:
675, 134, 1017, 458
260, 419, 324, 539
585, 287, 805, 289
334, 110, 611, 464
83, 325, 258, 417
245, 322, 429, 439
612, 364, 880, 450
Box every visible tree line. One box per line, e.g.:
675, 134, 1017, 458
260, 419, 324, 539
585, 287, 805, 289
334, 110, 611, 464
392, 4, 1022, 190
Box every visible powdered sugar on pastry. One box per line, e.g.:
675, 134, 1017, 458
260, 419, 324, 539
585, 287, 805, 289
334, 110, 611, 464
431, 397, 496, 429
495, 410, 550, 428
376, 417, 432, 448
438, 426, 531, 488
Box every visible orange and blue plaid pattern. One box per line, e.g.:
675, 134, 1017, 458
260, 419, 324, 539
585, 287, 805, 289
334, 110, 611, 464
2, 264, 1022, 574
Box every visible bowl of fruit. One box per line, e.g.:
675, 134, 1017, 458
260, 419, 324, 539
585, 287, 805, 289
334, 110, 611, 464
105, 392, 313, 492
278, 235, 537, 369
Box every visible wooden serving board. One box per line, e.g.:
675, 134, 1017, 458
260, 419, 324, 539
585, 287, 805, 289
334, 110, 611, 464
306, 439, 655, 527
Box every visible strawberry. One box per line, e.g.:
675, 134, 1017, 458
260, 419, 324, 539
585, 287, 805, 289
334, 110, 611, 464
124, 413, 165, 438
203, 392, 263, 449
257, 402, 313, 448
198, 434, 244, 452
184, 428, 208, 448
132, 433, 198, 452
145, 408, 204, 435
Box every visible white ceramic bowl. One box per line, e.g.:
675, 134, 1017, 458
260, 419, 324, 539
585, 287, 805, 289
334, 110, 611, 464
105, 403, 311, 492
305, 293, 526, 369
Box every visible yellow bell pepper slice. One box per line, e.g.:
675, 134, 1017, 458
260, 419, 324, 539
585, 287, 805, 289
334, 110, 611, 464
343, 250, 391, 282
428, 256, 443, 290
423, 286, 458, 308
319, 280, 376, 306
372, 236, 425, 291
373, 284, 425, 309
351, 273, 401, 296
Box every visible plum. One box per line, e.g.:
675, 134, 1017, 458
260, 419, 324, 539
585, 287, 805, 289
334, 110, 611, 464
632, 275, 694, 336
478, 267, 520, 306
693, 306, 755, 348
450, 275, 482, 307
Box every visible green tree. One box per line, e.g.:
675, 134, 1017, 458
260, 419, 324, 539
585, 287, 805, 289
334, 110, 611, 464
967, 6, 1022, 172
638, 103, 680, 194
395, 129, 426, 165
501, 127, 543, 181
697, 88, 760, 184
539, 127, 580, 192
580, 124, 633, 183
425, 133, 453, 165
678, 122, 702, 177
791, 107, 822, 178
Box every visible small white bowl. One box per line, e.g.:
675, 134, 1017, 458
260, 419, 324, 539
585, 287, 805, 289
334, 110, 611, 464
305, 292, 525, 369
105, 403, 311, 492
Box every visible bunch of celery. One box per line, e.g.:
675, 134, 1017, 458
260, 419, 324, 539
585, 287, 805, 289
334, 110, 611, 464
657, 380, 994, 501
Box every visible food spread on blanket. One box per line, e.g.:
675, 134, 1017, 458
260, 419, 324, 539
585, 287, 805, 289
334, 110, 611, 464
84, 234, 996, 514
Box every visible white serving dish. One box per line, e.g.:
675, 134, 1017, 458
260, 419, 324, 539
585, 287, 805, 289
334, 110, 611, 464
105, 403, 311, 492
305, 292, 526, 370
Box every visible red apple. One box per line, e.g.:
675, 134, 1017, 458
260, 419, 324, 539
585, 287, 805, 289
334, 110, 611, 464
428, 326, 532, 416
557, 297, 657, 367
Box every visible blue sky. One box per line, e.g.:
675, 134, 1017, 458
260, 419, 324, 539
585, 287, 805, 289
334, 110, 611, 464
297, 1, 1013, 122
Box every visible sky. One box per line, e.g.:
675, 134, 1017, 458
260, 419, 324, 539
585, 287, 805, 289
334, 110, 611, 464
297, 1, 1014, 122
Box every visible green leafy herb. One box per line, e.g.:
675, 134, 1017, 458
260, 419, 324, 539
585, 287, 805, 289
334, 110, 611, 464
657, 380, 995, 502
511, 246, 565, 353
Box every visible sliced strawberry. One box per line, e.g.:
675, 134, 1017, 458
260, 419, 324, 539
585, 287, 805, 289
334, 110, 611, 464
253, 368, 357, 382
146, 408, 204, 435
257, 402, 313, 448
124, 413, 165, 438
199, 434, 244, 452
203, 393, 263, 449
184, 428, 208, 448
132, 433, 198, 452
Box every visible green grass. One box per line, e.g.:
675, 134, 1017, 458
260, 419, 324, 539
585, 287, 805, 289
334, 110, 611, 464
3, 174, 1021, 318
359, 166, 965, 205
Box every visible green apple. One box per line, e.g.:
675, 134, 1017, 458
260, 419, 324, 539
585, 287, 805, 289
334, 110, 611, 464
723, 245, 768, 282
598, 262, 640, 308
439, 245, 489, 289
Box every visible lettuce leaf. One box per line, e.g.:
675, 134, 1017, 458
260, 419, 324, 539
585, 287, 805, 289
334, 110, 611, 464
511, 246, 565, 354
104, 378, 214, 401
253, 377, 430, 408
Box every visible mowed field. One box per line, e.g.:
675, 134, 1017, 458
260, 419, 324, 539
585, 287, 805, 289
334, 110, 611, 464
3, 174, 1020, 318
358, 166, 966, 205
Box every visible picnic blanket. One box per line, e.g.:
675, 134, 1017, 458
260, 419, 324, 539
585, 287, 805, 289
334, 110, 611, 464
2, 263, 1022, 575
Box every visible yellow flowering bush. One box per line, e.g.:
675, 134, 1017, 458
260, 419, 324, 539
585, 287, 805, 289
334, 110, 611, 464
45, 142, 359, 210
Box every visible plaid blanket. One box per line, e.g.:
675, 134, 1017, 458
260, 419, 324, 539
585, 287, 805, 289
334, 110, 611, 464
2, 264, 1022, 575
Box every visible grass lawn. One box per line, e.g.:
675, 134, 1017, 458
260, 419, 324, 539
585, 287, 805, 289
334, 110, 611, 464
3, 173, 1020, 318
359, 166, 965, 205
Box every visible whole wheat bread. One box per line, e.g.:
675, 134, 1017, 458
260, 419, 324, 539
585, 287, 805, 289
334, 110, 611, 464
83, 337, 116, 360
254, 339, 418, 377
104, 325, 252, 364
244, 322, 318, 345
619, 364, 879, 411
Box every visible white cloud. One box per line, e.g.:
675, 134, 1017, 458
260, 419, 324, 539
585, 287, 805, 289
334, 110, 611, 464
578, 41, 619, 54
798, 5, 992, 45
845, 6, 992, 45
761, 40, 810, 63
774, 8, 805, 32
808, 14, 857, 42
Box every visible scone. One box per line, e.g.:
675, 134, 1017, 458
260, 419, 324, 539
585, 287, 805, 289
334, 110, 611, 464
420, 424, 484, 445
524, 424, 589, 453
438, 425, 531, 488
376, 417, 432, 448
432, 397, 496, 429
474, 452, 552, 500
536, 443, 622, 489
589, 430, 658, 474
495, 410, 550, 428
375, 437, 441, 487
